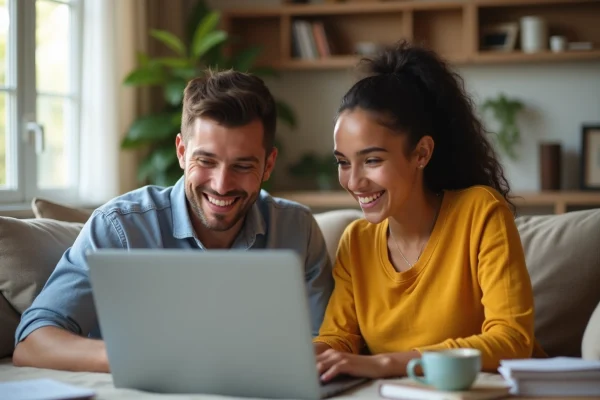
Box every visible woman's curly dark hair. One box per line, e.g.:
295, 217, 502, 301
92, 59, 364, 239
337, 40, 515, 213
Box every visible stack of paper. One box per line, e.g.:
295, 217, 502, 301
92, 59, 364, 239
499, 357, 600, 397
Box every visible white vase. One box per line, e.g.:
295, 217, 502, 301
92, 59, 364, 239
520, 16, 547, 53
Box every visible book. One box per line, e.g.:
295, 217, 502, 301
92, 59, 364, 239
499, 357, 600, 373
378, 375, 511, 400
515, 379, 600, 397
498, 357, 600, 397
312, 21, 331, 57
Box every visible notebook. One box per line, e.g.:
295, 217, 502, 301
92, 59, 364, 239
498, 357, 600, 397
379, 374, 510, 400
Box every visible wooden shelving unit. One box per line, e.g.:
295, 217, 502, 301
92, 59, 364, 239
472, 49, 600, 64
273, 190, 600, 215
224, 1, 600, 212
222, 0, 600, 70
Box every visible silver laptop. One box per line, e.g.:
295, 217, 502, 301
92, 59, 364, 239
87, 249, 367, 399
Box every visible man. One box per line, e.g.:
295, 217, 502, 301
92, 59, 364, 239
13, 70, 334, 373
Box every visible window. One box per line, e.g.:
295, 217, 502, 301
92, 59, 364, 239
0, 0, 81, 205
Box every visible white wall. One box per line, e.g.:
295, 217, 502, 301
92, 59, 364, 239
210, 0, 600, 191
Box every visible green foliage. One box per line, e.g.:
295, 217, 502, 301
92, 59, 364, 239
288, 152, 338, 191
482, 93, 524, 160
121, 1, 296, 187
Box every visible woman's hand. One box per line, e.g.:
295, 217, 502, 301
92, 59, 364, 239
316, 349, 421, 382
316, 348, 393, 382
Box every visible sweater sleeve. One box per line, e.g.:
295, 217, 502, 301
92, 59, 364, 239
313, 227, 364, 354
417, 201, 535, 371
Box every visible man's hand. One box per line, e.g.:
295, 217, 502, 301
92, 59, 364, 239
13, 326, 110, 373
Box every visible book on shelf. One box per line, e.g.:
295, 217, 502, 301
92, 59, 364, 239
498, 357, 600, 397
291, 19, 332, 60
378, 375, 510, 400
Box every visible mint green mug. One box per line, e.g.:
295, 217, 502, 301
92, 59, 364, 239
406, 349, 481, 391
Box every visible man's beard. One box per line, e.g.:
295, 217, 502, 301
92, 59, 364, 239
185, 181, 261, 232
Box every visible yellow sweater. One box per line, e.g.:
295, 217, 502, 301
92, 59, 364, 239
314, 186, 542, 371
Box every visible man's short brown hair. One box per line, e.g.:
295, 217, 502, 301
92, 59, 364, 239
181, 69, 277, 151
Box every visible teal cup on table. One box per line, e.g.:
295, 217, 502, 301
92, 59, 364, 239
406, 349, 482, 391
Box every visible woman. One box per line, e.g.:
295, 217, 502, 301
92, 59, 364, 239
313, 40, 544, 382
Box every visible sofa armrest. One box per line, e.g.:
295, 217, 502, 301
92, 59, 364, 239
582, 301, 600, 360
314, 209, 363, 264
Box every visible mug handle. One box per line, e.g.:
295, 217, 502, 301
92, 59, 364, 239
406, 358, 427, 385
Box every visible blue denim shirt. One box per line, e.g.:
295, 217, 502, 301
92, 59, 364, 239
15, 177, 333, 344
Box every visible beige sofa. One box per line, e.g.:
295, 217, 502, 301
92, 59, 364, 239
0, 201, 599, 398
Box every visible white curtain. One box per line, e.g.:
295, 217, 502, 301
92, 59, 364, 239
79, 0, 147, 204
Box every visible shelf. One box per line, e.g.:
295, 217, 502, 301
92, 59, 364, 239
228, 1, 470, 17
277, 55, 468, 71
230, 0, 599, 16
474, 0, 600, 7
279, 55, 359, 70
473, 50, 600, 64
274, 51, 598, 70
223, 0, 600, 70
273, 191, 600, 214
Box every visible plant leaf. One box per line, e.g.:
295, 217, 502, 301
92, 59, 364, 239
150, 146, 178, 172
170, 112, 182, 127
231, 46, 262, 72
186, 0, 212, 46
123, 64, 165, 86
192, 11, 222, 57
203, 43, 228, 68
172, 66, 200, 81
153, 166, 183, 187
166, 165, 184, 185
124, 113, 181, 142
150, 29, 186, 56
136, 52, 150, 66
156, 57, 191, 69
276, 100, 297, 129
137, 156, 156, 183
193, 31, 228, 60
164, 79, 188, 106
120, 135, 145, 149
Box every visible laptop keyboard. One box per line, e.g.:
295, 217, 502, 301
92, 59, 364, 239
319, 376, 368, 398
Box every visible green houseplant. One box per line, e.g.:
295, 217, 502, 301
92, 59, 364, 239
121, 1, 296, 187
481, 93, 524, 161
288, 152, 339, 191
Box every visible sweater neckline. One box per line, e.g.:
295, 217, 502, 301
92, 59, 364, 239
377, 191, 451, 283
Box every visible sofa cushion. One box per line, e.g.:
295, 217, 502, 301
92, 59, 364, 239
0, 217, 83, 357
515, 208, 600, 357
582, 301, 600, 360
32, 197, 93, 223
314, 209, 363, 263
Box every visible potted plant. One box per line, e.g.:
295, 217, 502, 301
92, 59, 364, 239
121, 1, 296, 188
481, 93, 524, 160
288, 152, 339, 191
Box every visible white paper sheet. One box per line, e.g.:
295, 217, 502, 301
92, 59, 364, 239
0, 378, 96, 400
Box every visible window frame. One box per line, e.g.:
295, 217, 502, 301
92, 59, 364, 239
0, 0, 82, 206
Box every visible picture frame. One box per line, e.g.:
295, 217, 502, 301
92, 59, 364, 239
480, 23, 518, 51
580, 125, 600, 190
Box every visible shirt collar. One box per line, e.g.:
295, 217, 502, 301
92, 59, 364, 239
171, 177, 267, 246
171, 176, 196, 239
